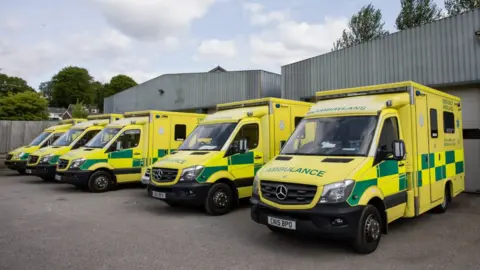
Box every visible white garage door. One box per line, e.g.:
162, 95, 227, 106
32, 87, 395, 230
443, 87, 480, 193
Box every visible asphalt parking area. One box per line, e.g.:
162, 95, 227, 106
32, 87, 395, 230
0, 169, 479, 270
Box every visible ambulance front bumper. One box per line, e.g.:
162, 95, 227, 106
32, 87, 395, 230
250, 197, 364, 240
5, 160, 27, 171
148, 182, 212, 207
56, 170, 90, 186
26, 164, 57, 179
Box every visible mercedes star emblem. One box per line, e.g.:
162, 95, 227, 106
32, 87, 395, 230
276, 185, 288, 200
154, 169, 163, 180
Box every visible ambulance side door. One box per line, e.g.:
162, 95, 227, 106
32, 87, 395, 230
227, 120, 262, 198
106, 128, 143, 183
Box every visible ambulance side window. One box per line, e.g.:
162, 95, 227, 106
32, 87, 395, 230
174, 124, 187, 141
42, 133, 63, 148
375, 117, 399, 163
109, 129, 141, 151
443, 111, 455, 134
430, 109, 438, 138
233, 124, 259, 150
73, 130, 100, 149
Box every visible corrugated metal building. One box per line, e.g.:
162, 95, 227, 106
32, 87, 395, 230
104, 67, 281, 114
282, 9, 480, 193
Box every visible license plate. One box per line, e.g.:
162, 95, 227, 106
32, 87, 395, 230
26, 169, 32, 174
152, 191, 166, 199
268, 216, 296, 230
141, 176, 150, 184
55, 174, 62, 181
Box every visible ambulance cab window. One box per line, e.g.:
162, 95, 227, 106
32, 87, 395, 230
377, 117, 399, 157
233, 124, 259, 150
111, 129, 141, 151
72, 130, 100, 149
174, 124, 187, 141
443, 111, 455, 134
430, 109, 438, 138
43, 132, 64, 147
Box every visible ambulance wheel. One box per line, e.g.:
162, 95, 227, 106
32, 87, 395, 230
433, 185, 451, 213
88, 171, 113, 193
351, 204, 382, 254
205, 183, 233, 216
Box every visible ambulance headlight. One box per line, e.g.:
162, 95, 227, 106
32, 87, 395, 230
179, 166, 204, 182
41, 154, 54, 163
319, 180, 355, 204
70, 158, 86, 169
252, 175, 260, 196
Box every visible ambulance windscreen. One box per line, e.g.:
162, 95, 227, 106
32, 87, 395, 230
53, 129, 84, 147
281, 116, 378, 157
85, 128, 121, 148
178, 123, 237, 151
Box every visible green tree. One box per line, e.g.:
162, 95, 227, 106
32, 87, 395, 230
332, 4, 389, 51
39, 81, 54, 105
395, 0, 443, 30
92, 81, 106, 113
0, 92, 49, 120
51, 66, 95, 108
445, 0, 480, 15
71, 100, 89, 119
0, 73, 34, 96
105, 74, 137, 97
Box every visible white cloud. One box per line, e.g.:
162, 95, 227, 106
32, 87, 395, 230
243, 2, 288, 26
194, 39, 238, 61
244, 3, 348, 69
91, 0, 217, 42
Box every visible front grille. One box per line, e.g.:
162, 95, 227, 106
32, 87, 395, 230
260, 180, 317, 205
58, 159, 69, 169
28, 155, 39, 164
151, 168, 178, 182
6, 154, 13, 160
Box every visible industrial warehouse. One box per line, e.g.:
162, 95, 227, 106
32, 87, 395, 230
105, 9, 480, 193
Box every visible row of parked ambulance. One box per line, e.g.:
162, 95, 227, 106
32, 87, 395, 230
4, 81, 466, 254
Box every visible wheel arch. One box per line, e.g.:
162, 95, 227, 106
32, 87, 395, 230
368, 196, 387, 234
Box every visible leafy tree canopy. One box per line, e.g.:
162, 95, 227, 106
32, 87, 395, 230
0, 73, 34, 97
51, 66, 95, 108
0, 92, 49, 120
445, 0, 480, 15
395, 0, 443, 30
71, 100, 89, 119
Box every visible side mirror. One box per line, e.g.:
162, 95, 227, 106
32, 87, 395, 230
392, 140, 406, 160
238, 139, 248, 153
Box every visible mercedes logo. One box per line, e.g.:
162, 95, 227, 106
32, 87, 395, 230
276, 185, 288, 200
153, 169, 163, 180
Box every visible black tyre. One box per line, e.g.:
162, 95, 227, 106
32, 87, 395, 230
205, 182, 234, 216
351, 204, 382, 254
17, 169, 26, 175
433, 186, 450, 213
87, 171, 113, 193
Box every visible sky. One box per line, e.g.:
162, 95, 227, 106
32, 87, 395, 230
0, 0, 446, 90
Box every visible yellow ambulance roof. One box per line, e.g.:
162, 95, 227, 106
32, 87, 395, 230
306, 93, 410, 118
45, 123, 74, 132
123, 110, 205, 118
107, 117, 149, 128
72, 119, 111, 129
202, 106, 269, 124
217, 97, 311, 111
87, 114, 123, 121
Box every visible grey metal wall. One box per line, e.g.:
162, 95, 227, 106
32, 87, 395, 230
104, 70, 281, 113
282, 8, 480, 100
0, 121, 59, 153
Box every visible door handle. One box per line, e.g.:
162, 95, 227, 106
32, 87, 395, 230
398, 163, 405, 167
255, 155, 262, 159
134, 152, 141, 155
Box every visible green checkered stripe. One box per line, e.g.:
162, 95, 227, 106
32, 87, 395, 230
347, 160, 407, 206
151, 149, 176, 164
48, 155, 60, 165
78, 149, 147, 170
417, 150, 464, 187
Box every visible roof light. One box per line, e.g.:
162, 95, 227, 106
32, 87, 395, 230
247, 111, 253, 117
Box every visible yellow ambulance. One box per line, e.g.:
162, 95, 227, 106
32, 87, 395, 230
250, 81, 465, 254
55, 110, 206, 192
25, 114, 123, 181
147, 98, 313, 215
4, 118, 86, 175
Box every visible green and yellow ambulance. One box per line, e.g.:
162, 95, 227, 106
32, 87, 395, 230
4, 119, 86, 174
25, 114, 123, 181
55, 110, 205, 192
147, 98, 313, 215
250, 81, 465, 254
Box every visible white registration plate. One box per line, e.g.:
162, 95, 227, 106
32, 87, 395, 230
268, 216, 296, 230
55, 174, 62, 181
26, 169, 32, 174
152, 191, 166, 199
